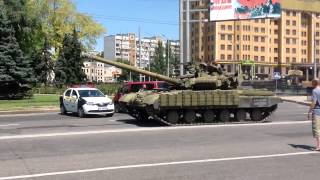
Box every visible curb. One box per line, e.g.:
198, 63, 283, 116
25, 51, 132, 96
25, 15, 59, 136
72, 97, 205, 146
0, 108, 59, 115
281, 99, 310, 106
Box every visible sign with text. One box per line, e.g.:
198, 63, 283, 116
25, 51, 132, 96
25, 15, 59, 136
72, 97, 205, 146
210, 0, 282, 21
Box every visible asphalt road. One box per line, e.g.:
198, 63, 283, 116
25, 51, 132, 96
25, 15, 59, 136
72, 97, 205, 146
0, 102, 318, 180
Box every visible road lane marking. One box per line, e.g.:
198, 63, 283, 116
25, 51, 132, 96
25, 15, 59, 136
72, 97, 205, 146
0, 151, 317, 180
0, 124, 19, 127
0, 121, 310, 140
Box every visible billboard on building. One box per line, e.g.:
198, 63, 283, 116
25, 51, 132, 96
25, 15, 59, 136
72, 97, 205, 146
210, 0, 282, 21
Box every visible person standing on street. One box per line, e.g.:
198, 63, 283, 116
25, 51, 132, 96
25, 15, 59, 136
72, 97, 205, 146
308, 79, 320, 151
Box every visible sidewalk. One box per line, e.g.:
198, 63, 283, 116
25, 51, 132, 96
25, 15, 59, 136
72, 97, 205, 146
280, 96, 311, 106
0, 107, 59, 115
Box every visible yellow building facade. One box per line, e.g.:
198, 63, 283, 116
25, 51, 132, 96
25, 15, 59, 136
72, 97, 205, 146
190, 0, 320, 80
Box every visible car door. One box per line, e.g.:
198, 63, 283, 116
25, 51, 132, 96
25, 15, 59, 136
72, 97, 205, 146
63, 89, 72, 111
70, 90, 79, 112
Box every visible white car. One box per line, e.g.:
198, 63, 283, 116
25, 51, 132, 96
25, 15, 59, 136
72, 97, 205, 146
60, 88, 114, 118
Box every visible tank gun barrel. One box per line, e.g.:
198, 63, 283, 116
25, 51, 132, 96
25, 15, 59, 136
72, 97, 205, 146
83, 53, 180, 85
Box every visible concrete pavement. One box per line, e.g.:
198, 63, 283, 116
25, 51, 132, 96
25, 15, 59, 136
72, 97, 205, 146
0, 102, 318, 180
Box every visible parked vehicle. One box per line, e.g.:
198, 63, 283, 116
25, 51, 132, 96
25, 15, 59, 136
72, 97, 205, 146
60, 87, 114, 118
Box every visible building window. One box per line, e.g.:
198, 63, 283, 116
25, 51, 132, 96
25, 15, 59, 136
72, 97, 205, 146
254, 56, 259, 61
292, 48, 296, 54
227, 55, 232, 60
286, 38, 290, 44
261, 47, 265, 52
221, 34, 225, 40
274, 48, 278, 53
221, 44, 225, 50
292, 20, 296, 26
236, 45, 240, 50
227, 45, 232, 50
261, 56, 265, 61
286, 29, 290, 35
228, 25, 232, 31
286, 20, 290, 25
286, 48, 290, 53
316, 32, 320, 37
254, 27, 259, 32
274, 29, 278, 34
236, 25, 240, 30
237, 35, 240, 41
292, 39, 297, 44
261, 37, 265, 42
221, 25, 225, 30
292, 57, 296, 63
220, 54, 225, 60
274, 39, 278, 44
274, 57, 278, 63
292, 30, 296, 35
261, 19, 265, 23
261, 28, 265, 33
286, 11, 290, 16
228, 35, 232, 40
317, 23, 320, 28
286, 57, 290, 63
254, 46, 258, 51
254, 36, 259, 42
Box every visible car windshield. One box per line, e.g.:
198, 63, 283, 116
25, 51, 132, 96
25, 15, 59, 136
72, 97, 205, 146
78, 90, 105, 97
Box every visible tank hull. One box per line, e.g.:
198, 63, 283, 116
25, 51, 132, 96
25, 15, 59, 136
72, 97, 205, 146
119, 89, 281, 125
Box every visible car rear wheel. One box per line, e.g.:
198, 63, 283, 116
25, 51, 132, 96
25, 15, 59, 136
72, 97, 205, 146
78, 107, 85, 118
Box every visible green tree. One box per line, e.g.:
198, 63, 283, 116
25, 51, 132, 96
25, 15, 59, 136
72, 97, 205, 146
54, 29, 86, 85
2, 0, 44, 57
0, 5, 34, 98
26, 0, 105, 52
32, 38, 54, 85
151, 41, 166, 76
115, 59, 139, 82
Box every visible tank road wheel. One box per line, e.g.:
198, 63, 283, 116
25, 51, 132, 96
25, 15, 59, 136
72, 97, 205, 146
183, 110, 196, 123
203, 110, 215, 123
235, 109, 247, 121
219, 110, 230, 122
251, 109, 263, 121
166, 110, 179, 124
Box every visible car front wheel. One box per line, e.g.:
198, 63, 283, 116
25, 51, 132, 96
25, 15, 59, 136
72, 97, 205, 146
78, 107, 85, 118
106, 113, 114, 117
60, 104, 67, 115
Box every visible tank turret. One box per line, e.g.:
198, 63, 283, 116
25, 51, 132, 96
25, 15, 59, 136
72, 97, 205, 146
83, 53, 238, 90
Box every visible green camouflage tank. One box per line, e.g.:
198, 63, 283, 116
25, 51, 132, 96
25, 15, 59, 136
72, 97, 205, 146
84, 54, 281, 125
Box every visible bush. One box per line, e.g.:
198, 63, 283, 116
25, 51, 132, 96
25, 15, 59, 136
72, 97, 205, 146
32, 83, 122, 96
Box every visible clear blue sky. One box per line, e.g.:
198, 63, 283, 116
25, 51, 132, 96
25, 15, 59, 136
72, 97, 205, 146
75, 0, 179, 51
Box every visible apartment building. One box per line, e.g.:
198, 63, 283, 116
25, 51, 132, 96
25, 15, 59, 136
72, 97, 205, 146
189, 0, 320, 80
104, 33, 137, 67
83, 61, 121, 83
104, 34, 180, 71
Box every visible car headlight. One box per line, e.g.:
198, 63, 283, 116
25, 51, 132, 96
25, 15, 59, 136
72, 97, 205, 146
86, 102, 95, 105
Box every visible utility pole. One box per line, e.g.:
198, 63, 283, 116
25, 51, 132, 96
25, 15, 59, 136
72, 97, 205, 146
167, 39, 170, 76
139, 27, 143, 82
179, 0, 184, 76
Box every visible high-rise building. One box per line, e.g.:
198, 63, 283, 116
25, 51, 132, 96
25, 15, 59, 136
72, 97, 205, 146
188, 0, 320, 80
104, 34, 180, 72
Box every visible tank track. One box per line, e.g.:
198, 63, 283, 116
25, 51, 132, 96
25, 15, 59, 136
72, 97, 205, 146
151, 107, 277, 126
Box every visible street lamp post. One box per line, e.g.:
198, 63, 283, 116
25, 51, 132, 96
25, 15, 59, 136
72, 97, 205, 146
312, 14, 320, 79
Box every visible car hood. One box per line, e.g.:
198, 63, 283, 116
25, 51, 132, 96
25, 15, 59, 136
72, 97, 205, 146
81, 97, 112, 104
